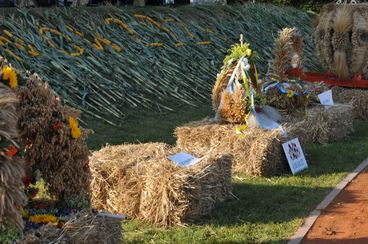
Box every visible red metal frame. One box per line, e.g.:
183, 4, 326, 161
286, 68, 368, 88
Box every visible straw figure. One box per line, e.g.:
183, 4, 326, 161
313, 3, 368, 80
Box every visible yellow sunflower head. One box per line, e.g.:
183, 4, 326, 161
2, 66, 17, 89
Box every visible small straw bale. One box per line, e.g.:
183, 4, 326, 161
89, 143, 168, 218
175, 120, 290, 176
332, 86, 368, 120
0, 84, 27, 230
20, 210, 123, 244
89, 143, 232, 226
297, 104, 354, 144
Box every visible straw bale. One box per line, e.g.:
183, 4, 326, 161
0, 84, 27, 230
332, 87, 368, 120
297, 104, 354, 144
89, 143, 168, 218
175, 120, 290, 176
20, 210, 123, 244
17, 77, 90, 200
89, 143, 232, 226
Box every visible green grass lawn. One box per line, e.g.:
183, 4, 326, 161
3, 106, 368, 244
111, 119, 368, 244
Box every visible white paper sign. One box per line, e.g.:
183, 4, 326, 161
318, 90, 334, 106
167, 152, 201, 167
282, 138, 308, 175
254, 111, 280, 130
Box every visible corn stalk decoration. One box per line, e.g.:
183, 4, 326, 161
0, 4, 319, 125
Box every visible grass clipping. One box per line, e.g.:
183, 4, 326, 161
0, 83, 27, 230
89, 143, 232, 227
16, 73, 90, 200
175, 120, 291, 176
20, 210, 123, 244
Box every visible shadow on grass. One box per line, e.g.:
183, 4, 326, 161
196, 182, 333, 227
301, 120, 368, 177
86, 102, 213, 150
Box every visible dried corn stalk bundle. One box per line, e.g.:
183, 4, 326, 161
20, 210, 123, 244
269, 27, 304, 81
17, 75, 90, 200
0, 83, 27, 230
175, 119, 291, 176
332, 86, 368, 120
89, 143, 232, 227
313, 3, 368, 80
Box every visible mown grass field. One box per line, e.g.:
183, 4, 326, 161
84, 99, 368, 243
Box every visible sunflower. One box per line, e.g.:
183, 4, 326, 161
29, 214, 57, 223
2, 66, 17, 89
68, 116, 81, 139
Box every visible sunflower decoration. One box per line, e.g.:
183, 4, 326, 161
29, 214, 58, 224
68, 116, 81, 139
1, 65, 18, 89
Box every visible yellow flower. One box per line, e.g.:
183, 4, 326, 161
2, 66, 17, 89
68, 116, 81, 139
29, 214, 57, 223
287, 90, 294, 98
245, 47, 252, 57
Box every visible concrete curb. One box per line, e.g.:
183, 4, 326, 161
287, 158, 368, 244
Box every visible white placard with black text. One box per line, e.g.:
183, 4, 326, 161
282, 138, 308, 175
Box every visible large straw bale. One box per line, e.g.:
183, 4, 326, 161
332, 87, 368, 120
175, 120, 290, 176
20, 210, 123, 244
89, 143, 232, 226
0, 84, 27, 230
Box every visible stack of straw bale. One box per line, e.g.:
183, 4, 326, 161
175, 120, 292, 176
332, 87, 368, 120
0, 84, 27, 230
17, 73, 90, 200
20, 210, 123, 244
89, 143, 232, 227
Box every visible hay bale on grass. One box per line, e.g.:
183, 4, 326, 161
297, 104, 354, 144
332, 87, 368, 120
21, 210, 123, 244
89, 143, 232, 226
0, 84, 27, 230
175, 120, 290, 176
